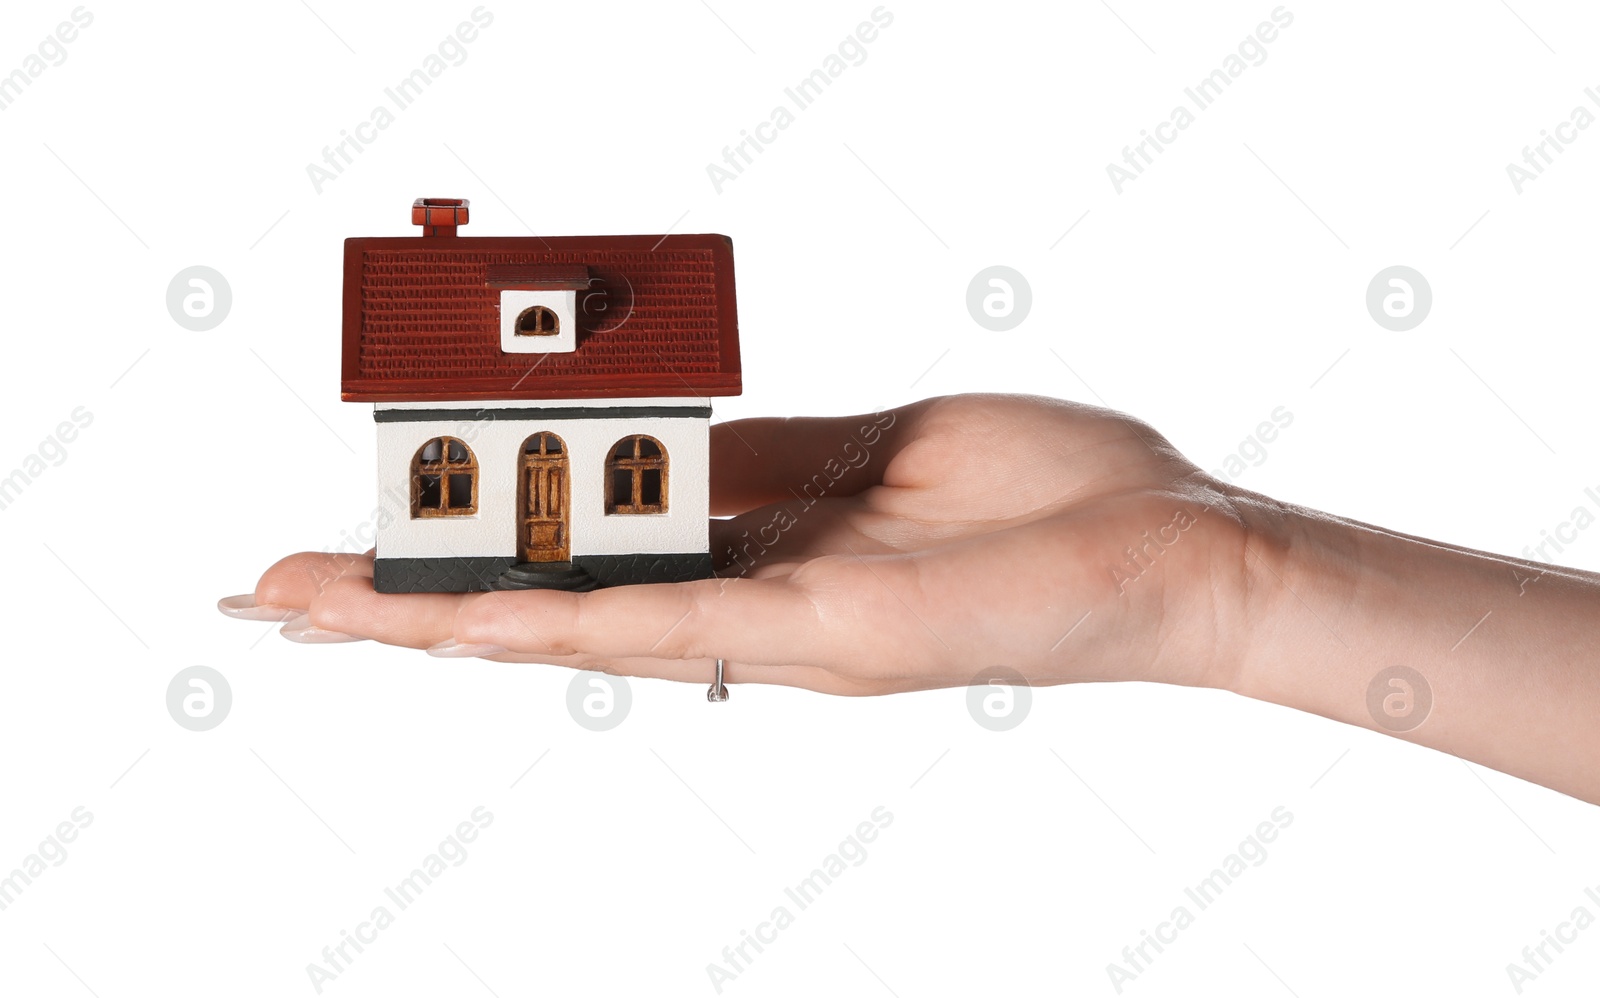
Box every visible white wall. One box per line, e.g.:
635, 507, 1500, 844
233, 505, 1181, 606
373, 406, 709, 559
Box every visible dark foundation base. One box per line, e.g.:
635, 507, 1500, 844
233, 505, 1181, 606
372, 553, 716, 594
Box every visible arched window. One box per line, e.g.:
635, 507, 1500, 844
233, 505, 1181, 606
515, 305, 560, 336
605, 435, 667, 514
412, 436, 477, 517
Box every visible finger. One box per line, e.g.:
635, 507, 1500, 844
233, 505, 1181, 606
302, 575, 467, 648
710, 399, 931, 515
453, 574, 857, 668
480, 652, 842, 691
299, 574, 845, 689
711, 496, 895, 573
254, 551, 375, 611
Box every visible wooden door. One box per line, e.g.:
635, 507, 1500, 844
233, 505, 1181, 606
518, 433, 569, 562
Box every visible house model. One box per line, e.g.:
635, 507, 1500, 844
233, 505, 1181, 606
343, 198, 741, 594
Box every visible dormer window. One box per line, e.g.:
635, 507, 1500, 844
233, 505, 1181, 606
492, 264, 589, 356
516, 305, 560, 337
497, 290, 577, 354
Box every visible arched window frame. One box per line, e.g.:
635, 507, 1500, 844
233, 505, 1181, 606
412, 436, 478, 517
605, 435, 668, 515
515, 305, 560, 336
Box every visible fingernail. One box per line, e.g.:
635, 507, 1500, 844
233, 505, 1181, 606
280, 616, 365, 644
427, 639, 507, 659
217, 594, 303, 622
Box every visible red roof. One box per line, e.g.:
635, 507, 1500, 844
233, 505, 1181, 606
341, 231, 741, 402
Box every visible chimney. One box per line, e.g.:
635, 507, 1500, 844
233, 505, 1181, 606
412, 197, 469, 237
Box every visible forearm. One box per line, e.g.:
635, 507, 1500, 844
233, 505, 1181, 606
1229, 493, 1600, 803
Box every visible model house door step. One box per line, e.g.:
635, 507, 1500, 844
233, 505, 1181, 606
495, 560, 598, 592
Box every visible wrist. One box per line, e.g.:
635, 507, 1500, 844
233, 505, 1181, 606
1224, 493, 1366, 703
1111, 481, 1324, 695
1220, 485, 1600, 801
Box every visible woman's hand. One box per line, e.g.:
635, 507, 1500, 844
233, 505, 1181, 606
223, 392, 1600, 800
221, 394, 1258, 696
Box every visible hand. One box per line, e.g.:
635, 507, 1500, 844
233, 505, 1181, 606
222, 392, 1600, 801
220, 394, 1256, 696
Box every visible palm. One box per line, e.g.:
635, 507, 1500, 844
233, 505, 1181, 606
704, 395, 1240, 692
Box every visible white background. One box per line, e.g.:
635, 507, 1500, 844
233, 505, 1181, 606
2, 1, 1598, 995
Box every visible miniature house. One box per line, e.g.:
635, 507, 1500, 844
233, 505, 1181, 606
342, 198, 741, 594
